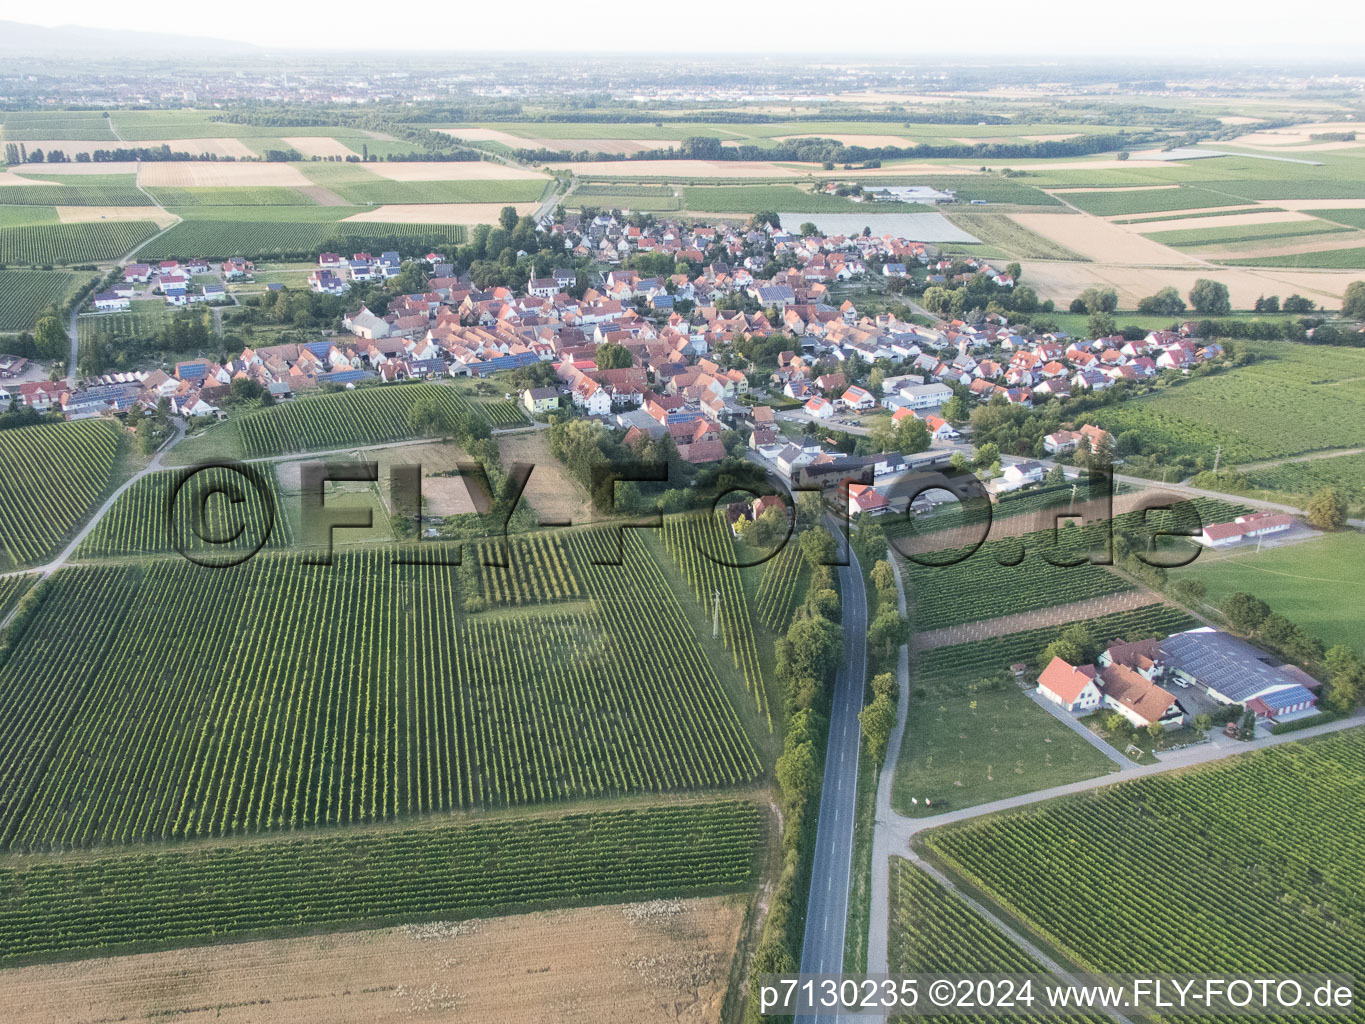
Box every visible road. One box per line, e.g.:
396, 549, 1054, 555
796, 519, 867, 1023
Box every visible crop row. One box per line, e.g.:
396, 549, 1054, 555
474, 533, 583, 604
0, 800, 761, 964
0, 269, 77, 331
0, 221, 161, 265
0, 184, 152, 207
0, 537, 760, 850
75, 465, 294, 560
0, 420, 122, 569
235, 383, 489, 457
661, 513, 769, 725
754, 539, 802, 632
925, 731, 1365, 998
136, 219, 469, 261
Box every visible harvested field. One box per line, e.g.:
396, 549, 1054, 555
0, 172, 51, 187
283, 135, 362, 159
1018, 260, 1365, 308
1277, 198, 1365, 211
498, 428, 596, 527
137, 162, 312, 188
435, 127, 540, 146
56, 205, 179, 228
0, 896, 744, 1024
552, 159, 811, 179
342, 202, 534, 225
1010, 212, 1199, 265
364, 161, 547, 182
4, 161, 139, 176
1130, 209, 1316, 233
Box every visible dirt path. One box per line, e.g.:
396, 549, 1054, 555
910, 589, 1166, 652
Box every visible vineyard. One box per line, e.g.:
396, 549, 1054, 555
924, 730, 1365, 987
75, 465, 294, 560
0, 532, 761, 850
137, 219, 470, 260
0, 221, 160, 265
913, 603, 1200, 692
478, 396, 533, 425
77, 301, 172, 349
661, 513, 769, 724
0, 800, 761, 963
329, 178, 548, 206
145, 186, 319, 207
754, 539, 804, 632
0, 183, 152, 207
0, 575, 35, 622
235, 382, 495, 457
0, 269, 79, 331
0, 419, 123, 568
898, 526, 1133, 631
473, 533, 583, 604
888, 861, 1108, 1024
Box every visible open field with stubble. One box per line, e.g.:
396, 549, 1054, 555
0, 896, 744, 1024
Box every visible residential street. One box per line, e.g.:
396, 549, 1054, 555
796, 523, 867, 1023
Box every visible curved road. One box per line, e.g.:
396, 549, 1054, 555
796, 522, 867, 1023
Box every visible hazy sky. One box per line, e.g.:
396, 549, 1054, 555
10, 1, 1365, 57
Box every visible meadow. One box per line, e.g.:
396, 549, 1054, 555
0, 533, 762, 851
0, 269, 82, 331
924, 730, 1365, 982
1091, 344, 1365, 465
1169, 531, 1365, 657
0, 800, 760, 963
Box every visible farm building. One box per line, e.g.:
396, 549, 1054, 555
1195, 511, 1294, 548
1158, 628, 1319, 719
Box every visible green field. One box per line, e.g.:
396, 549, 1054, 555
682, 185, 894, 214
145, 186, 320, 206
138, 219, 468, 260
0, 534, 761, 850
1058, 185, 1246, 216
924, 729, 1365, 983
0, 220, 160, 265
1308, 207, 1365, 229
1, 111, 118, 141
0, 420, 123, 569
0, 269, 83, 331
1092, 343, 1365, 465
0, 800, 760, 963
329, 178, 547, 206
1170, 531, 1365, 657
0, 206, 59, 228
0, 183, 150, 206
1142, 217, 1350, 248
1244, 451, 1365, 505
1221, 246, 1365, 268
569, 191, 683, 212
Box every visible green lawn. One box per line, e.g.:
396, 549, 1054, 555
1171, 531, 1365, 657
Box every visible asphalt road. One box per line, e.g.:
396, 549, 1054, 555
796, 523, 867, 1023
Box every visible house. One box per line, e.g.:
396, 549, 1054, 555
1043, 429, 1082, 455
1196, 511, 1294, 548
521, 386, 559, 415
1037, 657, 1102, 712
309, 270, 350, 295
840, 385, 876, 410
898, 382, 954, 410
124, 263, 152, 283
677, 439, 726, 464
921, 414, 958, 441
93, 291, 130, 312
1159, 628, 1319, 716
846, 482, 889, 517
805, 395, 835, 419
1001, 460, 1045, 489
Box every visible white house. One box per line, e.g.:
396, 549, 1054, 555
1001, 460, 1045, 489
840, 385, 876, 410
805, 395, 835, 419
93, 292, 131, 312
1037, 657, 1102, 712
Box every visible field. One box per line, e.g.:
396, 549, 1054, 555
0, 182, 150, 206
342, 201, 535, 225
496, 428, 595, 528
1142, 217, 1351, 249
754, 540, 804, 632
75, 465, 295, 561
0, 269, 82, 331
888, 862, 1107, 1024
76, 300, 174, 357
897, 527, 1133, 631
0, 533, 761, 849
1309, 207, 1365, 229
1170, 531, 1365, 657
137, 219, 468, 260
681, 185, 884, 214
235, 382, 514, 458
0, 220, 160, 265
1222, 247, 1365, 268
662, 514, 769, 723
144, 185, 319, 206
136, 162, 313, 188
0, 800, 760, 962
1056, 185, 1247, 216
1091, 343, 1365, 465
1244, 451, 1365, 505
942, 212, 1087, 260
0, 895, 745, 1024
0, 420, 123, 569
923, 729, 1365, 983
1, 111, 118, 141
329, 178, 547, 206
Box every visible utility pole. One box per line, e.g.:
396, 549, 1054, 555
712, 588, 721, 639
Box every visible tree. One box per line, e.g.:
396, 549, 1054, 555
750, 211, 781, 230
498, 205, 519, 232
799, 222, 818, 237
1253, 295, 1280, 314
33, 316, 68, 362
1282, 294, 1315, 314
1136, 286, 1186, 317
1306, 486, 1348, 531
859, 693, 896, 763
1087, 311, 1117, 339
971, 442, 999, 470
1189, 278, 1231, 316
1006, 262, 1022, 283
1343, 280, 1365, 319
1192, 713, 1213, 733
942, 394, 968, 425
1037, 622, 1096, 671
775, 741, 817, 808
406, 391, 453, 437
1173, 578, 1207, 605
1076, 286, 1118, 314
1222, 592, 1270, 634
595, 342, 632, 370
